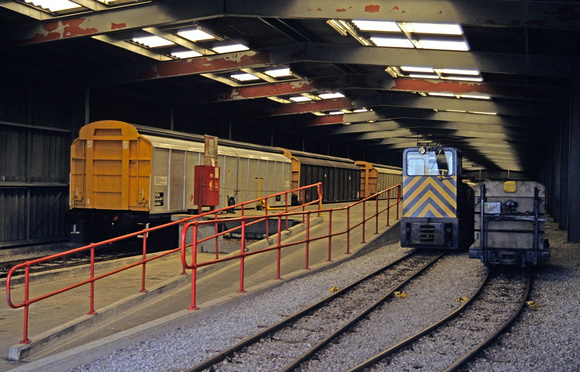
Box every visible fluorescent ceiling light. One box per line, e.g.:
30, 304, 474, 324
428, 92, 455, 97
318, 92, 345, 99
460, 94, 491, 100
401, 22, 464, 35
265, 68, 292, 78
352, 108, 368, 113
409, 73, 439, 79
133, 36, 174, 48
401, 66, 435, 73
469, 111, 497, 115
177, 29, 216, 42
212, 43, 250, 54
416, 39, 470, 51
289, 96, 312, 102
26, 0, 82, 11
352, 20, 400, 32
446, 76, 483, 82
328, 111, 344, 115
171, 50, 202, 59
371, 36, 414, 48
439, 68, 480, 76
230, 73, 260, 82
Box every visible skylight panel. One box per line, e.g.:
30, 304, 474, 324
289, 96, 312, 102
171, 50, 203, 59
461, 94, 491, 100
212, 43, 250, 54
318, 92, 345, 99
401, 66, 436, 73
352, 20, 400, 32
415, 39, 470, 51
438, 68, 480, 76
408, 73, 439, 79
177, 29, 216, 42
26, 0, 82, 12
400, 22, 464, 35
132, 36, 174, 48
446, 75, 483, 82
428, 92, 455, 98
230, 73, 260, 82
265, 68, 292, 78
370, 36, 414, 48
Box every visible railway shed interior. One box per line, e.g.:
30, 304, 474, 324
1, 2, 580, 370
1, 1, 580, 246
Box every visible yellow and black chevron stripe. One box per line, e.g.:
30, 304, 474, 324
403, 176, 457, 218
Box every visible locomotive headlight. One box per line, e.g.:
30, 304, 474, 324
419, 147, 426, 154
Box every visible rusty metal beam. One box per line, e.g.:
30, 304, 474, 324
3, 0, 224, 45
270, 97, 355, 116
8, 0, 580, 44
225, 0, 580, 29
209, 73, 560, 104
120, 49, 291, 82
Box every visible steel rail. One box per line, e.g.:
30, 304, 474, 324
280, 252, 445, 372
187, 251, 444, 372
445, 272, 532, 372
348, 270, 531, 372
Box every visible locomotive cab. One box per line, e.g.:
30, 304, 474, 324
401, 147, 474, 250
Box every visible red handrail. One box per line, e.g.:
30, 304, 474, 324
5, 182, 323, 344
180, 184, 401, 310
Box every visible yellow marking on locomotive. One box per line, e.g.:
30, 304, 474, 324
403, 176, 458, 218
405, 192, 455, 218
404, 177, 456, 207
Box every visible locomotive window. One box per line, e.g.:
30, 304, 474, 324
406, 150, 454, 176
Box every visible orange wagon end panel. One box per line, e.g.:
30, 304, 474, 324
70, 120, 152, 212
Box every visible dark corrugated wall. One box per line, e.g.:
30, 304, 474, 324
0, 70, 85, 248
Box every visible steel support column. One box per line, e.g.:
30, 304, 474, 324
568, 62, 580, 241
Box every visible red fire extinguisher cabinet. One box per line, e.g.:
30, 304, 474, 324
194, 165, 220, 210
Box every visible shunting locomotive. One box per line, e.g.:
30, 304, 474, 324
400, 147, 474, 250
469, 180, 550, 267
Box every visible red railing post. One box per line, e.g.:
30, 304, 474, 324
327, 209, 333, 262
265, 201, 270, 238
276, 215, 282, 280
301, 189, 306, 223
214, 213, 220, 259
238, 217, 247, 293
387, 191, 391, 227
346, 208, 351, 254
189, 222, 199, 310
88, 243, 97, 315
305, 211, 311, 270
375, 195, 380, 234
140, 228, 148, 293
20, 265, 31, 344
361, 199, 366, 243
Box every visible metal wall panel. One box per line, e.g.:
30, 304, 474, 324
0, 125, 70, 247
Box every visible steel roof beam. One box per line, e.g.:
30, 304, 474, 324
2, 0, 224, 44
304, 43, 572, 78
9, 0, 580, 45
210, 74, 559, 103
225, 0, 580, 30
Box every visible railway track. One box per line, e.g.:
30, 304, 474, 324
188, 251, 444, 372
348, 269, 531, 372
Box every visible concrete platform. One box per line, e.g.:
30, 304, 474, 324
0, 203, 401, 371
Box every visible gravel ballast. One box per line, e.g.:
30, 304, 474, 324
70, 221, 578, 372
